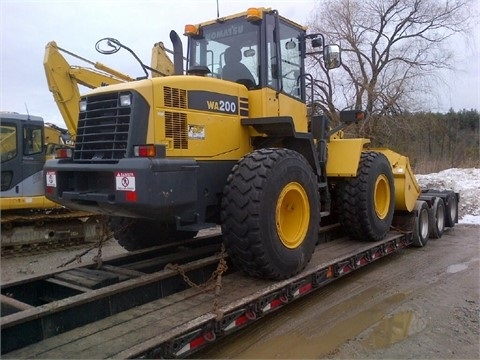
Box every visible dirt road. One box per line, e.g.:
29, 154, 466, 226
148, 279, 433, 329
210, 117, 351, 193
196, 225, 479, 359
1, 225, 478, 359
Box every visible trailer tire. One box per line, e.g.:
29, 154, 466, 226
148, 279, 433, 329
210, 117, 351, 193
444, 192, 458, 228
412, 201, 430, 247
108, 217, 197, 251
428, 197, 445, 239
335, 151, 395, 242
221, 148, 320, 280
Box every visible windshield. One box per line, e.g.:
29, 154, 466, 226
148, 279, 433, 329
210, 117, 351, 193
0, 124, 17, 163
188, 18, 260, 86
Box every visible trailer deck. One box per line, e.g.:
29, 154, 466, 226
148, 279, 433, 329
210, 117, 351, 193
2, 227, 412, 358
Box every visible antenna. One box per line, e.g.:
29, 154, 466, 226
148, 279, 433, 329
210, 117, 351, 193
216, 0, 220, 18
24, 103, 30, 120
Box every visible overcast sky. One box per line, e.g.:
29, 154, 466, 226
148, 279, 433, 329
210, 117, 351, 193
1, 0, 479, 128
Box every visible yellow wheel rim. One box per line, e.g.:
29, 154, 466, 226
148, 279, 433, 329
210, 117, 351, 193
276, 182, 310, 249
374, 174, 390, 219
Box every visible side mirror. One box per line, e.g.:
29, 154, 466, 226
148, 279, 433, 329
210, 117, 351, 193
323, 44, 341, 69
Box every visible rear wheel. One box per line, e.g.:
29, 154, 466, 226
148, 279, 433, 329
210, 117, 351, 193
444, 192, 458, 228
108, 217, 198, 251
428, 197, 445, 239
221, 148, 320, 280
412, 201, 430, 247
335, 151, 395, 242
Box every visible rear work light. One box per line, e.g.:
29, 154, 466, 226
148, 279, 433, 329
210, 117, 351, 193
134, 145, 156, 157
55, 147, 73, 159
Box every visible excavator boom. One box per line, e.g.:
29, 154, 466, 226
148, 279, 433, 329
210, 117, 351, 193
43, 41, 134, 137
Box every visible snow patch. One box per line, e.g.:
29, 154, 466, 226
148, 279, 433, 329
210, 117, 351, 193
415, 168, 480, 225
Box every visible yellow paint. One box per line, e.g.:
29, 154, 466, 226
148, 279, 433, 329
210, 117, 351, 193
0, 196, 61, 211
375, 148, 421, 211
276, 182, 310, 249
326, 138, 370, 177
374, 174, 391, 219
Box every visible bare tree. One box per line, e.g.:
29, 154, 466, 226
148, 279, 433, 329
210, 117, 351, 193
307, 0, 475, 138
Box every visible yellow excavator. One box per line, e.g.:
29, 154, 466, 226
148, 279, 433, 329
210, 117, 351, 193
43, 40, 176, 136
1, 40, 177, 253
0, 111, 102, 252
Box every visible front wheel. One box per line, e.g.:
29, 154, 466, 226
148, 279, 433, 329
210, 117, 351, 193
221, 148, 320, 280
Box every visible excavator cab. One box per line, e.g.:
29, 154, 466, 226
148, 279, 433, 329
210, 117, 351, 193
1, 113, 46, 209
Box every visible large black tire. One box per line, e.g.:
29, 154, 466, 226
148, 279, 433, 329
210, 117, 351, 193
221, 148, 320, 280
444, 192, 458, 228
428, 197, 445, 239
335, 151, 395, 242
108, 217, 198, 251
412, 200, 430, 247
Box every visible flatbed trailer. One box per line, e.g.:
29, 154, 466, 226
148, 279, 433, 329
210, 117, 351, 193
1, 225, 414, 359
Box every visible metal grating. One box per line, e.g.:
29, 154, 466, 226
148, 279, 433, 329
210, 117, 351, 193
164, 87, 187, 109
74, 93, 131, 162
165, 112, 188, 149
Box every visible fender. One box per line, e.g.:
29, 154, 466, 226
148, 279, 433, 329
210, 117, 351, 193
326, 138, 370, 177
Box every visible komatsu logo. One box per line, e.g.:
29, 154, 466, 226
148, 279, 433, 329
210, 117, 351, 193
188, 91, 238, 115
205, 25, 244, 41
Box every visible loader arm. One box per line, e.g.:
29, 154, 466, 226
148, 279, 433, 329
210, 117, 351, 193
43, 41, 134, 137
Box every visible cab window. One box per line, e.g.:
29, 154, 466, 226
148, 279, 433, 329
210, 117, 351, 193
23, 126, 43, 155
0, 124, 17, 163
266, 15, 304, 100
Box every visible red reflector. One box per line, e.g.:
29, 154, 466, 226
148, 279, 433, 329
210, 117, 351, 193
299, 283, 312, 294
45, 187, 54, 194
235, 315, 248, 327
190, 336, 206, 349
125, 191, 137, 202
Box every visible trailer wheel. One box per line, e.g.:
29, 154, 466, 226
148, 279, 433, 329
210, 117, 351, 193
412, 201, 430, 247
108, 217, 197, 251
335, 151, 395, 242
428, 197, 445, 239
221, 148, 320, 280
444, 192, 458, 228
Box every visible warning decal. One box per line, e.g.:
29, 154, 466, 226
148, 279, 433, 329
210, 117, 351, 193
46, 171, 57, 187
115, 172, 136, 191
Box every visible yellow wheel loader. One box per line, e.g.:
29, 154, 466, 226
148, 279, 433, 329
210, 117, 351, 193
44, 7, 457, 279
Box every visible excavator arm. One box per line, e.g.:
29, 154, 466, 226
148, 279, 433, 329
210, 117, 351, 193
43, 41, 135, 137
44, 41, 176, 137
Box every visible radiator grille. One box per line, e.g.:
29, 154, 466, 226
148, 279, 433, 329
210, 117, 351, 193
74, 92, 131, 162
164, 87, 187, 109
165, 112, 188, 149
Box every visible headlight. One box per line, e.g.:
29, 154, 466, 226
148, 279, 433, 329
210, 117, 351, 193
119, 93, 131, 107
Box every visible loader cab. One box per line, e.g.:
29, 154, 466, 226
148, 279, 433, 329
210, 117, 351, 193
185, 8, 310, 98
184, 7, 341, 122
0, 114, 45, 198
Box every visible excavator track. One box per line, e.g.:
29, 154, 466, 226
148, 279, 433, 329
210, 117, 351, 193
1, 210, 107, 257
